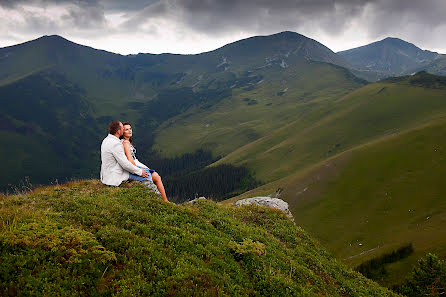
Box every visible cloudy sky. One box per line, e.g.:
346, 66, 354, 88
1, 0, 445, 55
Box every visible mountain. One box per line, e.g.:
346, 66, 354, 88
222, 71, 446, 285
205, 31, 350, 69
338, 37, 441, 80
0, 180, 398, 296
0, 32, 365, 191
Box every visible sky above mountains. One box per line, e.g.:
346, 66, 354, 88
0, 0, 445, 55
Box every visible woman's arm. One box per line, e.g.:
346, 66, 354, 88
122, 140, 137, 166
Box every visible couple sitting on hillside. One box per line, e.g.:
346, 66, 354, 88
100, 120, 169, 203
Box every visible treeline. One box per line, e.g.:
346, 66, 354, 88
393, 253, 446, 297
164, 164, 260, 203
355, 243, 414, 280
0, 71, 104, 192
142, 149, 219, 178
137, 149, 260, 203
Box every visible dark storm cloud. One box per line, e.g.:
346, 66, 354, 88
0, 0, 107, 33
122, 0, 377, 36
0, 0, 98, 8
3, 0, 446, 38
364, 0, 446, 36
1, 0, 446, 53
62, 4, 107, 29
99, 0, 158, 12
116, 0, 446, 47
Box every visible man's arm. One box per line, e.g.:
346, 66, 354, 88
111, 142, 145, 176
134, 158, 149, 169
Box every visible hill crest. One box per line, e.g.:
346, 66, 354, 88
0, 180, 398, 296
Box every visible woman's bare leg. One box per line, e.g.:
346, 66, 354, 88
152, 172, 168, 202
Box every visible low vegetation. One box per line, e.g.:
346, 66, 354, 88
0, 180, 398, 296
394, 253, 446, 297
356, 244, 414, 281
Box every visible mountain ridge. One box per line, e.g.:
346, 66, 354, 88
338, 37, 441, 79
0, 30, 366, 191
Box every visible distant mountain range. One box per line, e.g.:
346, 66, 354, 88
1, 31, 445, 191
0, 31, 364, 191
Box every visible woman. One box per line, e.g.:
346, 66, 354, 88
120, 122, 169, 203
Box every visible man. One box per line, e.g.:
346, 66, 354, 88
100, 121, 149, 186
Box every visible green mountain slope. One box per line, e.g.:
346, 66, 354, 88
0, 180, 398, 296
153, 60, 364, 158
232, 117, 446, 287
0, 32, 364, 191
215, 72, 446, 184
222, 73, 446, 285
0, 70, 102, 188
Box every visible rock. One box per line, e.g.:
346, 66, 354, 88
186, 197, 207, 204
235, 197, 294, 222
140, 180, 161, 195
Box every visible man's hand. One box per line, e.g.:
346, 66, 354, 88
141, 170, 149, 178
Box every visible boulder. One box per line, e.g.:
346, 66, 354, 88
186, 197, 207, 204
140, 180, 161, 195
235, 197, 294, 222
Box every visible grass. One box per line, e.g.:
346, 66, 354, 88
216, 81, 446, 184
228, 117, 446, 287
153, 59, 364, 158
0, 180, 398, 296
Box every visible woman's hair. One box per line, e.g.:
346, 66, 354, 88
120, 121, 133, 145
108, 120, 121, 135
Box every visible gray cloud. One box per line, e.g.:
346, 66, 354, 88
125, 0, 375, 34
62, 3, 107, 29
98, 0, 158, 12
0, 0, 108, 36
1, 0, 446, 53
0, 0, 98, 8
364, 0, 446, 36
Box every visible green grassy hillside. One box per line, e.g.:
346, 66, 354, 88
214, 72, 446, 184
153, 61, 364, 157
228, 114, 446, 287
0, 180, 397, 296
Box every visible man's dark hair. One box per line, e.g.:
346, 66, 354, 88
108, 121, 122, 135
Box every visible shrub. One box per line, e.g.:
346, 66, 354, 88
395, 253, 446, 297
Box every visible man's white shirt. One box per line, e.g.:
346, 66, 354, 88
100, 134, 143, 186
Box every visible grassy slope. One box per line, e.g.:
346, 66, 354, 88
227, 117, 446, 286
216, 80, 446, 184
0, 180, 397, 296
217, 75, 446, 285
153, 60, 363, 158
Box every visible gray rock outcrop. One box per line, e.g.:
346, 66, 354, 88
186, 197, 207, 205
141, 180, 161, 195
235, 197, 294, 222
